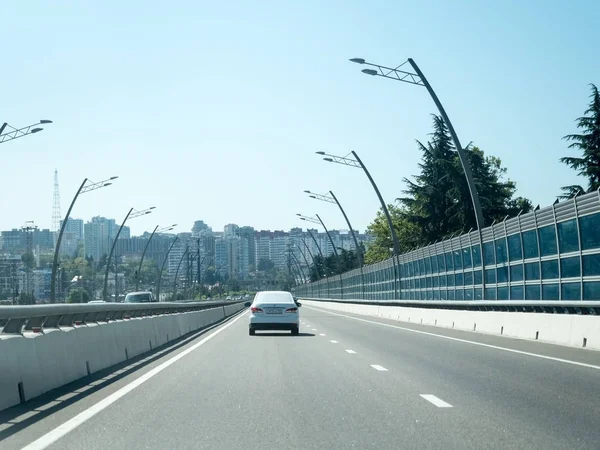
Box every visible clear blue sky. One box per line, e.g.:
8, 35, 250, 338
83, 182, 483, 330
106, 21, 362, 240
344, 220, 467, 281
2, 0, 598, 236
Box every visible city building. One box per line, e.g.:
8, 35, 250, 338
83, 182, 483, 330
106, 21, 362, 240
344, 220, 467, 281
192, 220, 211, 237
224, 223, 239, 238
84, 217, 117, 262
239, 226, 256, 269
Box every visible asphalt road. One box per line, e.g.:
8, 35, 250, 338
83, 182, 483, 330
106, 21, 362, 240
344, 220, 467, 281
2, 304, 600, 449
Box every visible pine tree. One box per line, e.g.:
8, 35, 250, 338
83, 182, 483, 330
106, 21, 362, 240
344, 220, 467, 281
560, 84, 600, 198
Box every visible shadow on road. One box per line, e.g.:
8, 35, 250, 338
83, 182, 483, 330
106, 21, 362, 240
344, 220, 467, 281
253, 332, 315, 337
0, 311, 245, 442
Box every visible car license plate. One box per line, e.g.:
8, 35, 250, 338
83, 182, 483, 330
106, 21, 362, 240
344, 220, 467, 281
266, 308, 282, 314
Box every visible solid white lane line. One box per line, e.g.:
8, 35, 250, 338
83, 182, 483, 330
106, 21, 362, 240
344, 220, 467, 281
319, 333, 326, 336
330, 340, 339, 344
305, 306, 600, 371
370, 364, 388, 371
22, 311, 248, 450
345, 350, 356, 354
420, 394, 453, 408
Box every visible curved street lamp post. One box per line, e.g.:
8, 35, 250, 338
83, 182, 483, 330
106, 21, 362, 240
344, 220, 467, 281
50, 176, 118, 303
172, 245, 190, 300
304, 190, 365, 298
103, 207, 156, 302
304, 190, 363, 267
297, 212, 343, 298
350, 57, 486, 290
135, 224, 177, 291
156, 236, 179, 302
316, 150, 399, 297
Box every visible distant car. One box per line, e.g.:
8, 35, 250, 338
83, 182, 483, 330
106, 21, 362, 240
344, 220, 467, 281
124, 291, 156, 303
246, 290, 301, 336
226, 296, 232, 301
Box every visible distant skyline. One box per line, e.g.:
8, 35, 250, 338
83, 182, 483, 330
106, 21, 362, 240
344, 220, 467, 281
2, 0, 599, 236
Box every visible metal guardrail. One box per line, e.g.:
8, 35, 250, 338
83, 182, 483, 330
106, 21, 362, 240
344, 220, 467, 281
301, 297, 600, 315
0, 300, 245, 335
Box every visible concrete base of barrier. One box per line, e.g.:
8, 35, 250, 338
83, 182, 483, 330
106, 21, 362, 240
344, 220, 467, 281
0, 304, 245, 412
303, 299, 600, 351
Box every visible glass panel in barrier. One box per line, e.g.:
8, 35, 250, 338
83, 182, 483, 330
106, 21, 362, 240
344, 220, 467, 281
508, 234, 523, 261
538, 225, 558, 257
579, 213, 600, 250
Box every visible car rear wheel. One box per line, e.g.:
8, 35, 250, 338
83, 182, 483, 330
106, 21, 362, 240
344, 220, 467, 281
249, 329, 255, 336
291, 326, 299, 336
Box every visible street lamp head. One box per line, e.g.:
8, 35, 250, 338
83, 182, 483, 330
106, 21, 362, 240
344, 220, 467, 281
315, 151, 325, 155
110, 176, 119, 180
40, 119, 53, 124
309, 195, 316, 199
296, 213, 301, 216
103, 182, 112, 187
349, 58, 366, 64
323, 158, 334, 162
303, 190, 311, 193
144, 211, 151, 215
362, 69, 378, 76
149, 206, 156, 210
30, 128, 43, 133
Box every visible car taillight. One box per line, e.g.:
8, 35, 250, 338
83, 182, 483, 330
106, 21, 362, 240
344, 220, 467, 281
251, 307, 263, 313
285, 307, 297, 313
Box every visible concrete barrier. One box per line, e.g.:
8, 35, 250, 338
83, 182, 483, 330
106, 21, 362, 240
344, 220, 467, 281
303, 300, 600, 351
0, 304, 246, 412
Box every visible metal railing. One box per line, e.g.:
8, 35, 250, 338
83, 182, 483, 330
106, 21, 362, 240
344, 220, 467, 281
0, 300, 244, 335
294, 190, 600, 308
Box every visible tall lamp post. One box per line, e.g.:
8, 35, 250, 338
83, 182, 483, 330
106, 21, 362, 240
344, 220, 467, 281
156, 236, 179, 302
295, 244, 312, 279
50, 176, 118, 303
0, 119, 53, 144
290, 251, 307, 283
296, 213, 338, 258
300, 227, 330, 297
103, 206, 156, 302
297, 213, 343, 297
349, 57, 485, 235
316, 151, 398, 257
304, 190, 363, 267
300, 226, 326, 276
316, 150, 399, 297
135, 224, 177, 291
172, 245, 190, 300
350, 57, 487, 291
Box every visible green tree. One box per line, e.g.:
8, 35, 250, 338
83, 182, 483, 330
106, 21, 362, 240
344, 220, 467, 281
21, 251, 35, 270
397, 114, 531, 244
67, 287, 90, 303
364, 205, 422, 264
308, 249, 362, 280
560, 84, 600, 198
257, 258, 275, 272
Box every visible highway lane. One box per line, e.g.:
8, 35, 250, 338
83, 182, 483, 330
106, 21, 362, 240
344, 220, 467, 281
2, 305, 599, 449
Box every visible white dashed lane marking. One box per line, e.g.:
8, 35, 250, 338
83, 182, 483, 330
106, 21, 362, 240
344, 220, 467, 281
420, 394, 452, 408
330, 340, 339, 344
319, 333, 326, 336
345, 350, 356, 354
370, 365, 388, 372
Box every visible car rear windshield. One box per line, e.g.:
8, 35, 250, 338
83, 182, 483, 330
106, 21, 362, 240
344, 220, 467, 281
125, 293, 151, 302
256, 293, 294, 303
